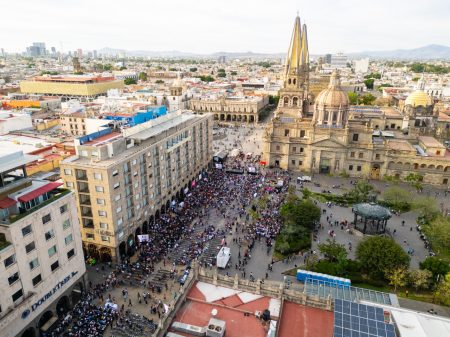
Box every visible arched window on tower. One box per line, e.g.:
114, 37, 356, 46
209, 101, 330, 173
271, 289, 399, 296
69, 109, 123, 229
283, 97, 289, 106
332, 111, 337, 125
293, 78, 296, 85
323, 111, 329, 125
288, 79, 291, 85
292, 97, 298, 106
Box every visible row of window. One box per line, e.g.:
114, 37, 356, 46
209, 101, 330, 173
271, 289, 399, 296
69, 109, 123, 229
8, 248, 76, 304
85, 233, 110, 242
22, 219, 71, 238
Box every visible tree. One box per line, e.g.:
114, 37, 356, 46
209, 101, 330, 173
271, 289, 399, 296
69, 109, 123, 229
348, 92, 358, 105
409, 269, 432, 291
124, 78, 137, 85
155, 79, 164, 84
356, 236, 410, 279
360, 93, 376, 105
413, 196, 440, 223
218, 72, 226, 77
230, 71, 237, 75
103, 64, 113, 71
385, 267, 408, 292
364, 72, 381, 80
423, 217, 450, 255
318, 239, 347, 262
347, 180, 374, 203
198, 75, 215, 82
138, 72, 148, 81
434, 273, 450, 305
381, 186, 411, 211
119, 66, 127, 70
405, 172, 423, 191
189, 67, 198, 72
268, 95, 279, 105
280, 197, 321, 230
420, 256, 450, 282
364, 78, 374, 90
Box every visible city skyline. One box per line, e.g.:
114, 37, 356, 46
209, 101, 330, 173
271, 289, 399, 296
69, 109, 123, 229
1, 0, 449, 55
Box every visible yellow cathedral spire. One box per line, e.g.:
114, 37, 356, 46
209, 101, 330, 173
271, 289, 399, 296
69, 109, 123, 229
301, 23, 309, 67
285, 15, 302, 76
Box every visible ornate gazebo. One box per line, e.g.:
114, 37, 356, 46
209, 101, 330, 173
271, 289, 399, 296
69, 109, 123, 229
353, 202, 392, 234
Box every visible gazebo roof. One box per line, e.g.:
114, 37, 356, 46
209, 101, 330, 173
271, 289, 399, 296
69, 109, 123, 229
354, 202, 392, 220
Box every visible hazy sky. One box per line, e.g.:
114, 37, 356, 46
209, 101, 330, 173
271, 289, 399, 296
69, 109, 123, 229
2, 0, 449, 54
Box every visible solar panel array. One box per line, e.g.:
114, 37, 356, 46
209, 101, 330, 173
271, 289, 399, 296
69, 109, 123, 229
305, 279, 394, 306
333, 299, 396, 337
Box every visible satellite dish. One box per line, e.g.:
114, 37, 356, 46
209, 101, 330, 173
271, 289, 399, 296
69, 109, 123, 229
211, 308, 218, 317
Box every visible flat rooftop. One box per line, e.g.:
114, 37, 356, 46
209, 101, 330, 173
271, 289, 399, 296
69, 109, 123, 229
169, 281, 280, 337
31, 75, 116, 84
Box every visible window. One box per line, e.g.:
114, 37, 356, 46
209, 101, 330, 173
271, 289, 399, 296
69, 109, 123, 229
116, 206, 122, 213
112, 170, 119, 177
12, 289, 23, 302
437, 150, 441, 155
60, 204, 68, 214
67, 249, 75, 259
113, 182, 120, 189
86, 233, 94, 240
117, 218, 123, 226
4, 254, 15, 268
358, 152, 364, 159
98, 210, 107, 217
101, 236, 110, 242
95, 186, 104, 192
352, 134, 359, 142
42, 214, 51, 224
276, 145, 280, 151
48, 245, 57, 257
293, 147, 296, 152
291, 160, 295, 165
96, 198, 105, 205
62, 219, 71, 230
22, 225, 32, 237
45, 229, 55, 241
115, 194, 121, 201
25, 241, 36, 254
299, 161, 303, 166
100, 222, 108, 229
132, 159, 137, 165
8, 272, 19, 285
300, 130, 306, 138
94, 173, 102, 180
350, 152, 355, 158
349, 165, 353, 171
65, 234, 73, 245
66, 182, 74, 188
63, 169, 72, 175
375, 154, 380, 160
29, 258, 39, 270
284, 129, 290, 137
300, 147, 304, 153
357, 165, 362, 172
32, 274, 42, 286
51, 260, 59, 272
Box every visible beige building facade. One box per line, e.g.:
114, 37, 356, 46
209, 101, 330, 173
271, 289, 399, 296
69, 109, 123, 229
263, 15, 450, 186
61, 111, 213, 262
0, 151, 86, 337
190, 96, 268, 124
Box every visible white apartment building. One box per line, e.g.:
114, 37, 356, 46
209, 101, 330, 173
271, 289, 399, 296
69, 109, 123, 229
0, 150, 86, 337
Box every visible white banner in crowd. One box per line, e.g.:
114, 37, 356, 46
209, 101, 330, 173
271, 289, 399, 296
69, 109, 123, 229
137, 234, 149, 243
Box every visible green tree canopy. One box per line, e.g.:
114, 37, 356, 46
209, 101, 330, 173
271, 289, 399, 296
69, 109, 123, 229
155, 79, 164, 84
360, 93, 376, 105
420, 256, 450, 282
230, 71, 237, 75
189, 67, 198, 72
381, 186, 411, 211
318, 239, 348, 262
138, 72, 148, 81
348, 92, 358, 105
124, 78, 137, 85
217, 72, 226, 77
346, 180, 374, 203
364, 79, 374, 90
423, 216, 450, 256
409, 269, 432, 291
198, 75, 215, 82
103, 64, 113, 71
280, 195, 321, 230
356, 236, 410, 279
364, 72, 382, 79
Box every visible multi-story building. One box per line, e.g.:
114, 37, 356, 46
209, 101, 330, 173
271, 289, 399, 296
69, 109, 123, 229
20, 75, 124, 101
263, 15, 450, 186
0, 150, 86, 337
190, 95, 268, 124
61, 111, 212, 262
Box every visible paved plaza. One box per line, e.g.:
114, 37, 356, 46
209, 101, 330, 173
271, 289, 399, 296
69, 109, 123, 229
81, 121, 450, 335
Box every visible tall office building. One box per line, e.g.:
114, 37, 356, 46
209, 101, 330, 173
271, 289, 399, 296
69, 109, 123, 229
0, 151, 86, 337
331, 53, 348, 69
26, 43, 46, 57
61, 111, 213, 262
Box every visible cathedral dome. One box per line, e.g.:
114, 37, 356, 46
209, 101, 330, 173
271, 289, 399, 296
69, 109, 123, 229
315, 70, 349, 108
405, 90, 432, 107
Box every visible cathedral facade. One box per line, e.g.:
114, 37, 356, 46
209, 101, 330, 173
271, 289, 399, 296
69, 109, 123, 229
263, 15, 450, 186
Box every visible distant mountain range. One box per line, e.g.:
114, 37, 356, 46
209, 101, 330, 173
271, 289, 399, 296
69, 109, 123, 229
99, 44, 450, 60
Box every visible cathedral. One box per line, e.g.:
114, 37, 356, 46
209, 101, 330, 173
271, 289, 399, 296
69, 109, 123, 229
263, 15, 450, 186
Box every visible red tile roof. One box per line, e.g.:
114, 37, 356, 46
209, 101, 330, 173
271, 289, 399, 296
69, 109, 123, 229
0, 197, 16, 209
18, 182, 63, 203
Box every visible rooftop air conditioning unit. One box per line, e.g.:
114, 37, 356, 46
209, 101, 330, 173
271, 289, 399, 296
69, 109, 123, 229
206, 318, 226, 337
171, 322, 206, 337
